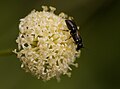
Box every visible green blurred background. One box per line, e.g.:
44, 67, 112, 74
0, 0, 120, 89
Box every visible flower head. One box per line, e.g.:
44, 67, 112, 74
13, 6, 81, 81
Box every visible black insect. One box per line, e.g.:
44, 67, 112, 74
65, 20, 83, 51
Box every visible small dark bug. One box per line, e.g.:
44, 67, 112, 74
65, 20, 83, 51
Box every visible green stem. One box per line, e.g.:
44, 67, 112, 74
0, 49, 13, 57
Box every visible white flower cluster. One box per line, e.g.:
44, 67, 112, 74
14, 6, 81, 81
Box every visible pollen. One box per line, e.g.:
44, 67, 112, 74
13, 6, 81, 81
